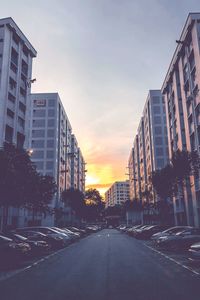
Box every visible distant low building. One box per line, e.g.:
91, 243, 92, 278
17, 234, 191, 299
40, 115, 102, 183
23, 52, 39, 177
105, 181, 129, 208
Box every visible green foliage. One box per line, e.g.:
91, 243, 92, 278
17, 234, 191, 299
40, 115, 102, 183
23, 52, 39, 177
62, 188, 85, 217
0, 143, 57, 224
84, 188, 105, 221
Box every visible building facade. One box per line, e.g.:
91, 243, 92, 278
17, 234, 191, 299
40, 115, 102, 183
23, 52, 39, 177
162, 13, 200, 227
128, 90, 169, 205
0, 18, 37, 229
105, 181, 130, 208
29, 93, 86, 226
0, 17, 37, 148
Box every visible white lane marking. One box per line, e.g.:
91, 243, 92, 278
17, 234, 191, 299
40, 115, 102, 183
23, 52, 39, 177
107, 234, 110, 237
145, 244, 200, 276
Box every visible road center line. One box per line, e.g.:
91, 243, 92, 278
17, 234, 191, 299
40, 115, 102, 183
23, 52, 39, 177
145, 244, 200, 277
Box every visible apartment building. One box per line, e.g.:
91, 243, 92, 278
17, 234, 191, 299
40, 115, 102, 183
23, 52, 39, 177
128, 148, 136, 201
77, 148, 86, 193
105, 181, 130, 208
70, 134, 79, 189
29, 93, 86, 225
0, 18, 36, 229
162, 13, 200, 227
0, 17, 37, 148
128, 90, 169, 205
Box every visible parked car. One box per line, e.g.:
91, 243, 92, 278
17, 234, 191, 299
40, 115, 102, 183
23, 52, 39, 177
134, 225, 169, 240
130, 225, 151, 237
0, 235, 31, 267
127, 225, 144, 236
188, 242, 200, 262
151, 226, 192, 241
67, 227, 86, 237
15, 230, 64, 249
52, 227, 80, 241
16, 227, 70, 246
156, 227, 200, 251
4, 232, 49, 256
85, 225, 99, 233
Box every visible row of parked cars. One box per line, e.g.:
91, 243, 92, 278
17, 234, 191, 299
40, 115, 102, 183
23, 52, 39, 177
118, 224, 200, 262
0, 225, 101, 269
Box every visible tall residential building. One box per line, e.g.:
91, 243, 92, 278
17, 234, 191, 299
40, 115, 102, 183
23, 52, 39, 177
0, 18, 36, 229
0, 17, 37, 148
105, 181, 130, 208
128, 90, 169, 204
143, 90, 169, 200
71, 134, 79, 189
77, 148, 86, 193
128, 148, 135, 201
162, 13, 200, 227
29, 93, 86, 225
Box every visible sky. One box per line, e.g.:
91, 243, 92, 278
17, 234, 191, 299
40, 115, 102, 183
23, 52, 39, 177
1, 0, 200, 195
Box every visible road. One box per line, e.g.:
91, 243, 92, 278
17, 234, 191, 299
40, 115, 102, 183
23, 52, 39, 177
0, 229, 200, 300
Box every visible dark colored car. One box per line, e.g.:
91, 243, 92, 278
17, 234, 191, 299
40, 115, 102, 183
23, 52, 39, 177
151, 226, 192, 241
188, 242, 200, 262
5, 232, 49, 256
67, 227, 87, 237
16, 227, 68, 247
135, 225, 169, 240
0, 235, 31, 267
16, 230, 64, 250
156, 228, 200, 251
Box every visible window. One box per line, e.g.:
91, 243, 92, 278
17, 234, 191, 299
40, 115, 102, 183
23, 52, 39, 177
46, 161, 54, 169
7, 108, 14, 118
8, 92, 16, 103
35, 161, 44, 170
154, 116, 161, 124
20, 87, 26, 97
19, 102, 26, 113
48, 109, 55, 117
48, 119, 55, 127
5, 125, 13, 143
32, 130, 45, 138
11, 48, 18, 66
33, 109, 46, 117
157, 158, 164, 168
13, 33, 19, 45
47, 129, 54, 137
48, 99, 55, 107
47, 140, 54, 147
10, 62, 17, 73
23, 45, 28, 57
32, 140, 44, 148
47, 150, 54, 158
9, 77, 16, 90
152, 96, 160, 104
156, 147, 164, 156
32, 119, 45, 127
18, 117, 25, 128
153, 106, 161, 114
155, 137, 163, 145
154, 126, 162, 134
21, 60, 28, 76
32, 150, 44, 159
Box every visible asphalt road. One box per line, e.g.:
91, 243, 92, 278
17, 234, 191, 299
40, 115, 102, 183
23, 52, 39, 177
0, 229, 200, 300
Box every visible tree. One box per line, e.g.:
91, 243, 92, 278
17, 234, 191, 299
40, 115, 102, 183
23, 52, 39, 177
84, 189, 105, 222
0, 143, 57, 229
62, 188, 85, 218
25, 175, 57, 222
171, 150, 200, 185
